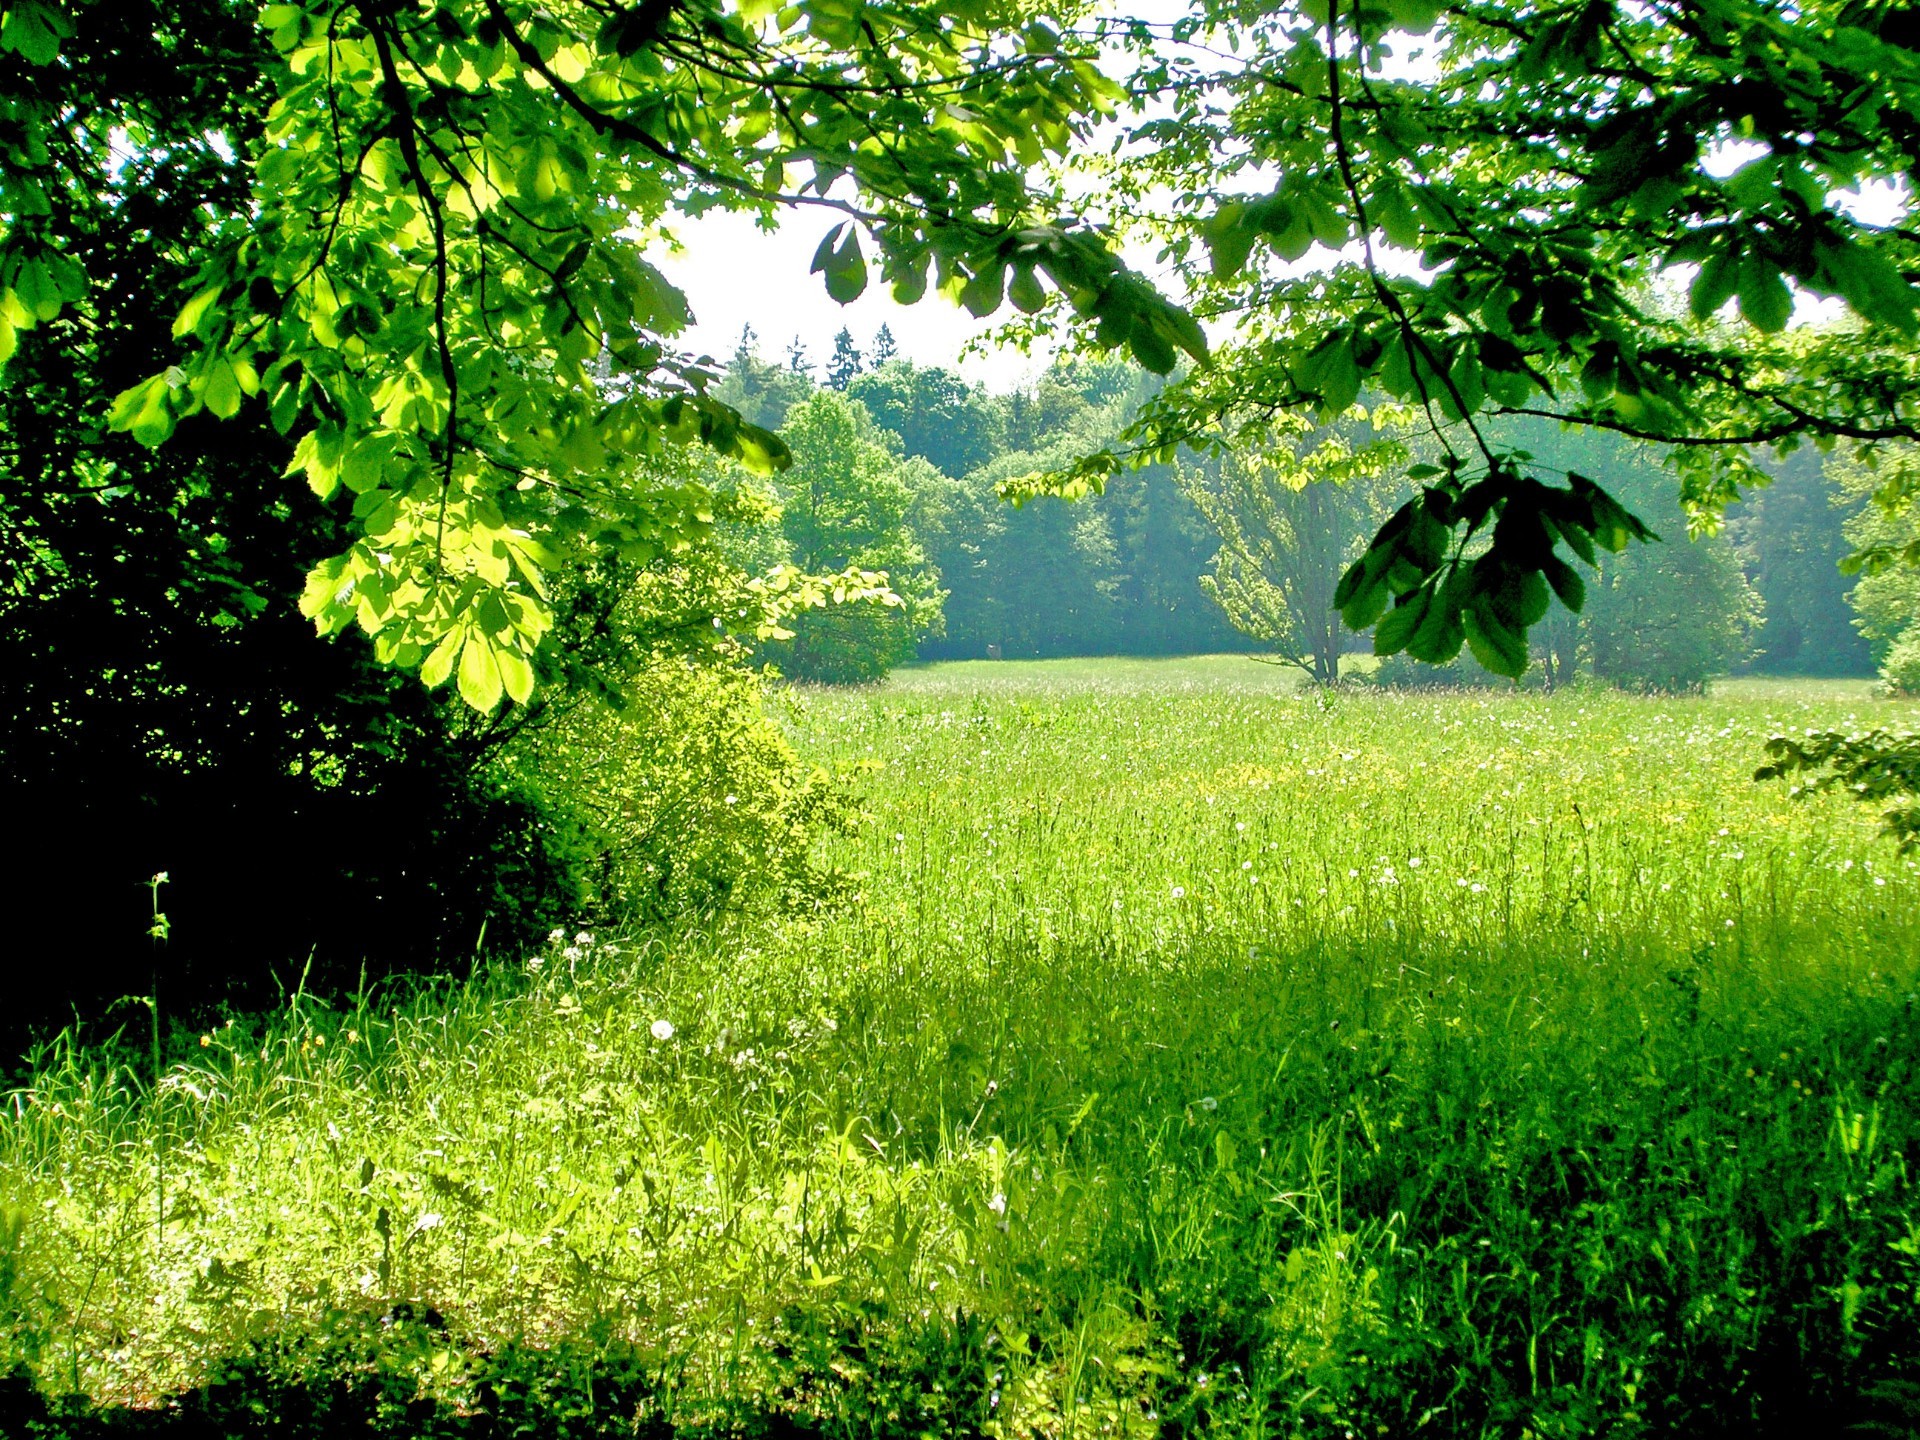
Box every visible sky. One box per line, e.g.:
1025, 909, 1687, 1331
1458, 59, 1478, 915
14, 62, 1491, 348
650, 208, 1050, 391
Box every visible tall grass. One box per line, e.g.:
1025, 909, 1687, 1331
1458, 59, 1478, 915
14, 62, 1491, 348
3, 662, 1918, 1435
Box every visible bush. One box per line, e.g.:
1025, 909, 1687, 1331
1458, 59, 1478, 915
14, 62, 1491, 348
1368, 649, 1521, 689
1881, 626, 1920, 696
501, 659, 857, 925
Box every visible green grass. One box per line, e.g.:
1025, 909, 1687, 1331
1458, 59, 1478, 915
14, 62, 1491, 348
5, 668, 1920, 1436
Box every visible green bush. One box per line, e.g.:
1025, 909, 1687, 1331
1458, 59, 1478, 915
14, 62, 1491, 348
502, 659, 857, 925
1881, 626, 1920, 696
1368, 648, 1520, 689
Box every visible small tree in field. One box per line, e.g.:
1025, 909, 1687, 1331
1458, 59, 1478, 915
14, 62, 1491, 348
769, 392, 944, 683
1178, 414, 1409, 684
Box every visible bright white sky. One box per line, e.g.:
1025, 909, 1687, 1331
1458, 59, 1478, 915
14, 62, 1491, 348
653, 206, 1052, 390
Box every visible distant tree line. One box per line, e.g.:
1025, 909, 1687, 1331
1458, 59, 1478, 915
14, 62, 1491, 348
717, 330, 1245, 676
718, 328, 1889, 692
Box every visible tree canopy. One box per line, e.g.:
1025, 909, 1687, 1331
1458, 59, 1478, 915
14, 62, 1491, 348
1087, 0, 1920, 677
0, 0, 1202, 715
7, 0, 1920, 705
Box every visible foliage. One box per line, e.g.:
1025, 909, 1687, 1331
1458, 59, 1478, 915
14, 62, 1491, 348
0, 0, 586, 1036
1833, 446, 1920, 695
1759, 726, 1920, 850
7, 668, 1920, 1434
1091, 0, 1920, 678
0, 0, 1204, 715
762, 393, 943, 683
849, 360, 1004, 479
1177, 409, 1410, 683
938, 443, 1130, 658
502, 659, 857, 923
1727, 447, 1872, 677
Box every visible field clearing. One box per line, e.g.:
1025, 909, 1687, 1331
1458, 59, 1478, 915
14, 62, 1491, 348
4, 664, 1920, 1435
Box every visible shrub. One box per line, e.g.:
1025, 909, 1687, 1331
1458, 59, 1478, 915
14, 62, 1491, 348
501, 659, 857, 925
1881, 626, 1920, 696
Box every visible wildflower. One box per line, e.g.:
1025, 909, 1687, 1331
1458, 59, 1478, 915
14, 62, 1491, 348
346, 1029, 359, 1043
1195, 1096, 1218, 1112
1408, 856, 1422, 868
987, 1192, 1007, 1215
1170, 885, 1186, 899
548, 928, 565, 944
574, 930, 592, 946
651, 1019, 675, 1041
200, 1034, 212, 1047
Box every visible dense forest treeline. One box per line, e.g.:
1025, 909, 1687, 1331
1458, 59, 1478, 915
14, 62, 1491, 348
719, 325, 1876, 686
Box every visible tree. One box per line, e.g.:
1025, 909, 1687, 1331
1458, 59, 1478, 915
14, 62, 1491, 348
826, 327, 864, 390
1, 0, 1204, 717
870, 323, 898, 366
942, 444, 1128, 658
1178, 412, 1410, 683
1727, 447, 1873, 677
786, 335, 813, 378
765, 392, 944, 683
850, 361, 1003, 477
0, 0, 585, 1032
1082, 0, 1920, 679
1832, 445, 1920, 690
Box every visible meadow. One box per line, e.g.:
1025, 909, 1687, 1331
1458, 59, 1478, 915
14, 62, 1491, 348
4, 659, 1919, 1437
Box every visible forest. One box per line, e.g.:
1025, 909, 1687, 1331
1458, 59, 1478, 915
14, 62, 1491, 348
6, 0, 1920, 1435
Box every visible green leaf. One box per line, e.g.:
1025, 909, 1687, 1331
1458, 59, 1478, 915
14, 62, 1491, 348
1204, 202, 1258, 278
1736, 250, 1792, 333
108, 376, 175, 448
1463, 598, 1528, 676
172, 283, 224, 340
1008, 263, 1047, 314
1823, 238, 1918, 337
1375, 591, 1428, 655
1128, 316, 1176, 375
812, 225, 867, 304
495, 646, 535, 705
1543, 555, 1586, 611
960, 263, 1005, 318
0, 1, 68, 65
420, 628, 463, 689
457, 633, 504, 712
202, 355, 244, 419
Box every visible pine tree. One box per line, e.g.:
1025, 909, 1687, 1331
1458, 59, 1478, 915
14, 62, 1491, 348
786, 335, 810, 376
826, 327, 864, 390
870, 323, 898, 366
732, 323, 759, 369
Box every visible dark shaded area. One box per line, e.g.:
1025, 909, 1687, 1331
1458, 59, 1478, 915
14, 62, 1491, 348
0, 0, 577, 1053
